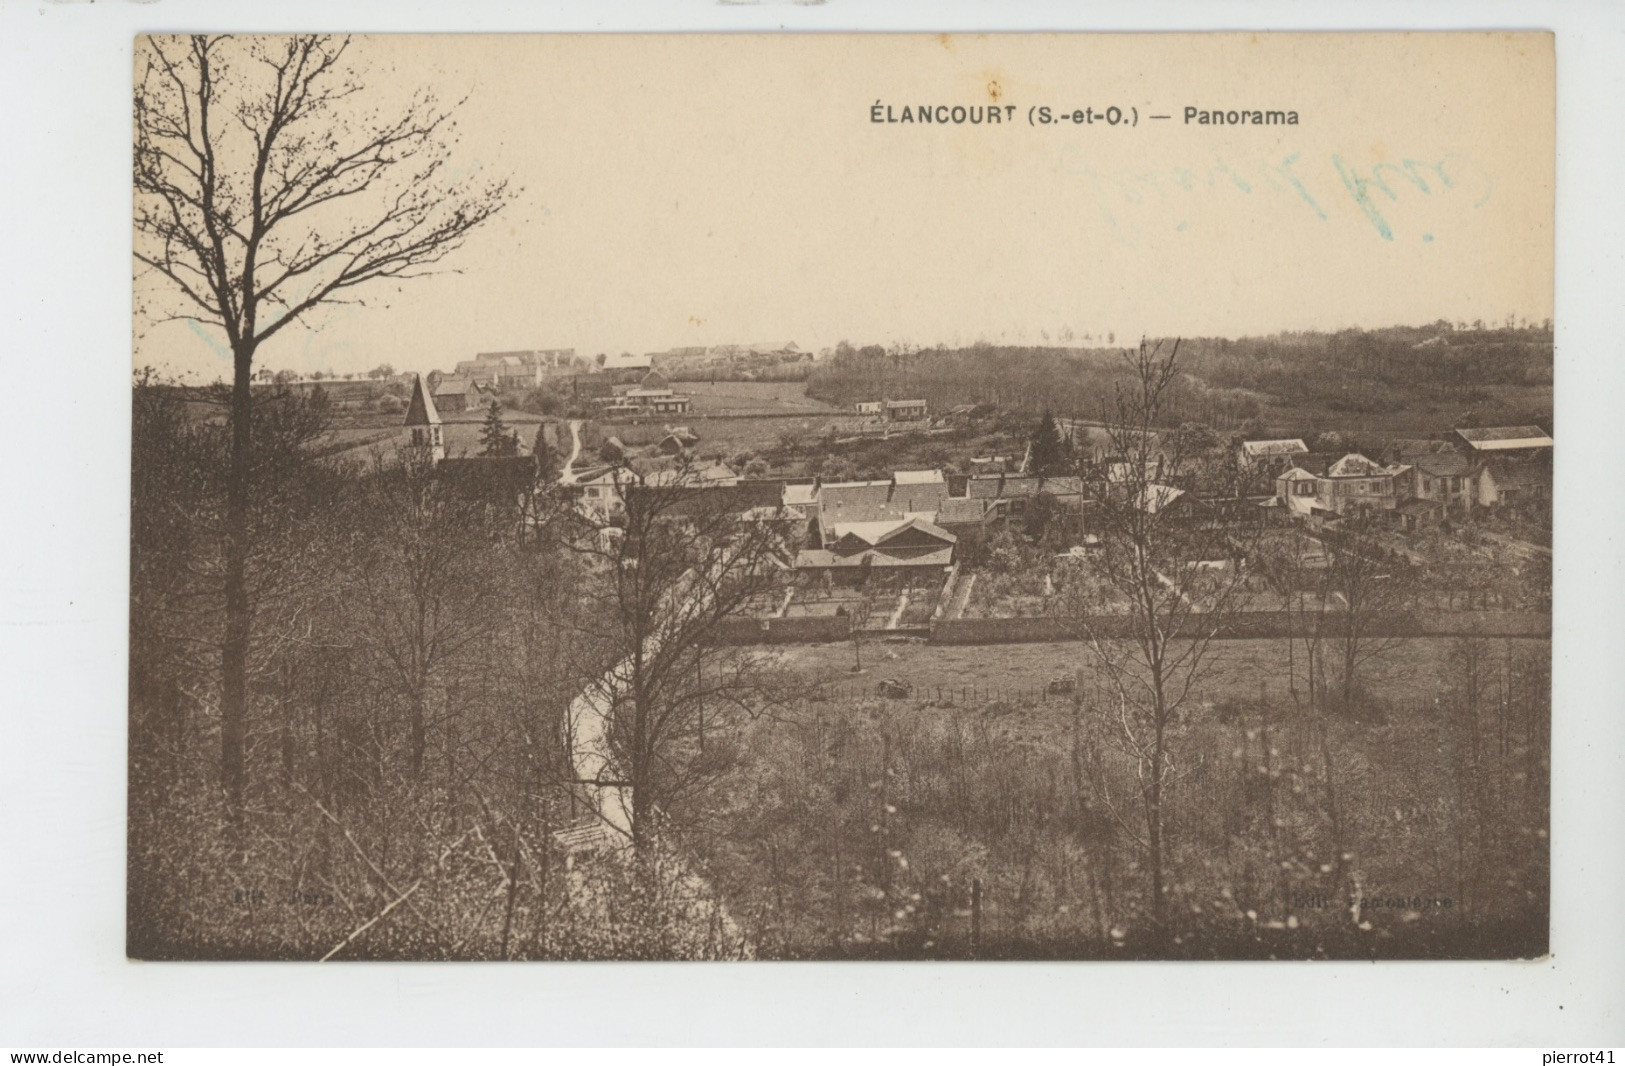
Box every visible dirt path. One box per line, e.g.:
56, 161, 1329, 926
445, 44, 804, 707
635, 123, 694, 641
558, 419, 584, 485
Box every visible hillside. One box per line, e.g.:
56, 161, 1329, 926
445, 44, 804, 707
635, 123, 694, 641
806, 324, 1553, 438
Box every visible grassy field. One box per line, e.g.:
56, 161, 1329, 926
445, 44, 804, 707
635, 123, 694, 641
692, 633, 1550, 958
769, 635, 1533, 711
679, 380, 844, 416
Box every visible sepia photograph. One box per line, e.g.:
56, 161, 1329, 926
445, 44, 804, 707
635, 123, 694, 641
127, 32, 1555, 962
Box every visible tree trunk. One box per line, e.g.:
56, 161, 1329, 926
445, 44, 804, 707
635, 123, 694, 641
1147, 711, 1167, 941
220, 345, 254, 807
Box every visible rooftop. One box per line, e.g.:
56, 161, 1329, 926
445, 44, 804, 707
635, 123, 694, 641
1454, 426, 1554, 450
1241, 438, 1309, 457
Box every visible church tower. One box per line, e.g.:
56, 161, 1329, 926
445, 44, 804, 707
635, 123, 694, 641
404, 373, 444, 463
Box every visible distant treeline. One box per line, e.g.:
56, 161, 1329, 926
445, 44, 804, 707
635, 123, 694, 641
806, 324, 1553, 430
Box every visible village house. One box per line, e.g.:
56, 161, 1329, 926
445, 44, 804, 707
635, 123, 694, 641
855, 401, 884, 418
934, 496, 1004, 552
1409, 451, 1477, 515
1273, 453, 1413, 523
430, 375, 498, 414
573, 458, 739, 518
1475, 460, 1551, 511
619, 387, 692, 415
798, 470, 951, 544
775, 470, 962, 578
794, 516, 957, 579
599, 352, 654, 382
1239, 438, 1310, 476
1273, 467, 1326, 520
965, 473, 1087, 522
1452, 426, 1553, 513
884, 399, 929, 422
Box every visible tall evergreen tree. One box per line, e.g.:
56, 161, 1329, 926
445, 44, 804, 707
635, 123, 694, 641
1028, 409, 1069, 476
480, 400, 516, 456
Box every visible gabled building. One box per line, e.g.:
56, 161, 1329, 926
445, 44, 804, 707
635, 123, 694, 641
812, 471, 949, 542
620, 387, 692, 415
795, 515, 957, 578
1408, 450, 1477, 516
1273, 467, 1325, 519
430, 375, 483, 414
885, 399, 929, 422
600, 352, 653, 375
573, 459, 738, 518
1239, 438, 1309, 475
1476, 459, 1551, 511
966, 474, 1087, 518
1274, 453, 1412, 521
1453, 425, 1554, 458
934, 496, 1003, 551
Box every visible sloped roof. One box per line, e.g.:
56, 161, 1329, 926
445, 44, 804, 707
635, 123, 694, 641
1138, 484, 1186, 514
1241, 438, 1308, 458
936, 497, 991, 525
877, 516, 956, 546
818, 481, 894, 515
1455, 425, 1554, 449
433, 376, 477, 396
893, 469, 945, 485
1388, 438, 1453, 460
795, 546, 955, 570
966, 475, 1084, 499
1276, 466, 1318, 482
405, 374, 441, 426
829, 520, 912, 546
1414, 452, 1474, 477
1327, 453, 1394, 478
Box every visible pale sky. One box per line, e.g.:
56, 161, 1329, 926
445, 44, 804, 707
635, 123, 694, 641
134, 33, 1555, 381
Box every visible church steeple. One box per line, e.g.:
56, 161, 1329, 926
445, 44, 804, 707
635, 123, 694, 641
404, 373, 444, 463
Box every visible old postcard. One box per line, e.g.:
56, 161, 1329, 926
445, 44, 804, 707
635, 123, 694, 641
129, 32, 1553, 961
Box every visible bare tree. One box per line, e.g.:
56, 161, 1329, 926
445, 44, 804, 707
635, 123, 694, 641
1060, 339, 1259, 942
563, 458, 791, 852
1320, 519, 1411, 714
348, 447, 496, 777
1259, 528, 1354, 905
134, 35, 514, 804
